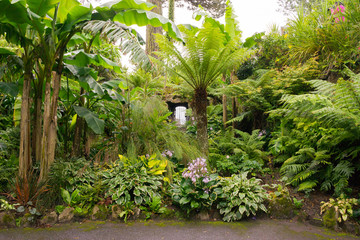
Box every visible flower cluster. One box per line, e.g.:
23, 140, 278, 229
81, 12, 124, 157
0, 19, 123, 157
161, 150, 173, 158
258, 130, 266, 137
331, 3, 346, 23
182, 158, 210, 184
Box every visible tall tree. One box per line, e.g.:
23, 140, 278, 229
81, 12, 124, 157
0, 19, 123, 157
155, 23, 250, 153
146, 0, 164, 56
175, 0, 227, 18
277, 0, 319, 15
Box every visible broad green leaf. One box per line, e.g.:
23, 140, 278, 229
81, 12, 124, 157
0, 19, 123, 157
0, 0, 30, 24
71, 189, 81, 203
65, 64, 104, 95
238, 205, 246, 215
64, 50, 121, 73
13, 96, 21, 126
70, 114, 77, 131
27, 0, 60, 17
113, 9, 183, 42
61, 5, 92, 33
94, 0, 155, 20
0, 82, 18, 97
190, 201, 199, 209
48, 0, 80, 23
133, 188, 140, 196
73, 106, 104, 134
134, 196, 143, 205
0, 48, 16, 55
179, 197, 190, 205
61, 188, 71, 205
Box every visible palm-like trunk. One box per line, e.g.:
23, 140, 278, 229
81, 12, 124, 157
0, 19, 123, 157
193, 87, 208, 154
168, 0, 175, 21
19, 60, 32, 179
146, 0, 163, 56
40, 60, 64, 180
71, 88, 85, 157
32, 84, 43, 162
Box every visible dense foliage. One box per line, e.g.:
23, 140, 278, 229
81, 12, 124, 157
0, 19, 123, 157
1, 0, 360, 228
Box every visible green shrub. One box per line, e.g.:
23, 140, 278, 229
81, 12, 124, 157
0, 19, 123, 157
321, 194, 358, 223
104, 162, 163, 206
171, 158, 219, 216
216, 172, 268, 222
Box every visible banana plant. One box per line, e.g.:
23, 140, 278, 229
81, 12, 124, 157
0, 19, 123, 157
0, 0, 183, 179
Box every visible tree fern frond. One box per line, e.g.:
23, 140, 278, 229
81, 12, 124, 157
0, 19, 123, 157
226, 111, 251, 124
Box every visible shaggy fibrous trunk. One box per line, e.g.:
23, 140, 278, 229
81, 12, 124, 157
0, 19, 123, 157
193, 87, 208, 154
222, 94, 227, 128
222, 75, 227, 129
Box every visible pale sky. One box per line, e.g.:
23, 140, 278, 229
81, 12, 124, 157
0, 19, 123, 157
91, 0, 288, 69
93, 0, 288, 39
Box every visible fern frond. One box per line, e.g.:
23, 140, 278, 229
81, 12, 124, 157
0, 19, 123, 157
297, 180, 318, 191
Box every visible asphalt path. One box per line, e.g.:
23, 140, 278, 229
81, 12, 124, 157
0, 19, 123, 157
0, 219, 358, 240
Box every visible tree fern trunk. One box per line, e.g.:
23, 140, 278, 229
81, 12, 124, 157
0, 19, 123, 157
194, 87, 208, 154
231, 71, 238, 129
222, 75, 227, 129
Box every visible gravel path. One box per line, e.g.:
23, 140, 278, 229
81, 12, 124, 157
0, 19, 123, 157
0, 219, 358, 240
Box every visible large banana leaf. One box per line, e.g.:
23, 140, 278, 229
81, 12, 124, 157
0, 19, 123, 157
96, 0, 155, 12
65, 64, 104, 96
73, 106, 104, 134
64, 50, 122, 73
113, 9, 182, 42
94, 0, 183, 42
27, 0, 60, 17
0, 48, 16, 55
82, 20, 150, 70
0, 0, 30, 24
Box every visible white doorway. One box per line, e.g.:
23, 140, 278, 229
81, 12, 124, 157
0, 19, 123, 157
175, 106, 186, 125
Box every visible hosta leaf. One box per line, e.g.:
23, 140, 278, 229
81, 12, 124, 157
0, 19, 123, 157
134, 196, 143, 205
179, 197, 190, 205
190, 201, 199, 209
238, 205, 246, 215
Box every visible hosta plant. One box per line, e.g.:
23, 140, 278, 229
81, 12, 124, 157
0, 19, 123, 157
321, 194, 358, 223
103, 163, 163, 206
216, 172, 268, 222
